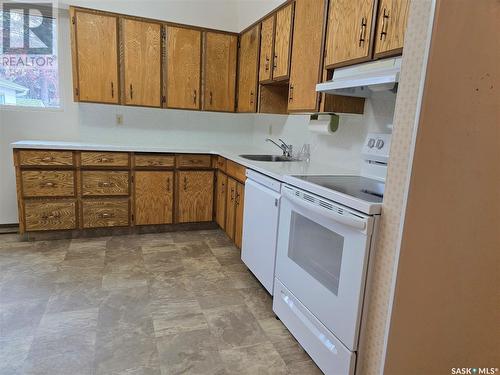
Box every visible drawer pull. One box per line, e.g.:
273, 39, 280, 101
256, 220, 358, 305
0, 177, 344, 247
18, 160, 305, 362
99, 212, 114, 219
41, 156, 54, 162
148, 160, 162, 166
97, 157, 112, 163
98, 181, 113, 188
41, 213, 61, 220
41, 182, 56, 188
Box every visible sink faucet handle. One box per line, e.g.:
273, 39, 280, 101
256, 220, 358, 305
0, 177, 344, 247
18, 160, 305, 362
278, 139, 293, 157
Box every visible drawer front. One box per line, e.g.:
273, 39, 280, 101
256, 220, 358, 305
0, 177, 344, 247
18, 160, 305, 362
19, 150, 74, 166
82, 199, 129, 228
25, 200, 76, 231
81, 152, 129, 167
216, 156, 227, 172
22, 171, 75, 197
134, 154, 175, 168
226, 160, 246, 183
82, 171, 129, 196
176, 154, 212, 169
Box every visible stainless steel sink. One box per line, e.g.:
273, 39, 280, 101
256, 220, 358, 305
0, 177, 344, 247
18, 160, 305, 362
239, 154, 297, 162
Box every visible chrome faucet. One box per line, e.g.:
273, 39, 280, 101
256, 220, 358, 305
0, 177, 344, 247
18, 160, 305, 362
266, 138, 293, 158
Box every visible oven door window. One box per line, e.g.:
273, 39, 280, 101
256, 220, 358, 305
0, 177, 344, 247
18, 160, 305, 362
288, 212, 344, 296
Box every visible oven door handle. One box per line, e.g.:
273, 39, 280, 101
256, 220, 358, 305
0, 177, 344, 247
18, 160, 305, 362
284, 189, 367, 231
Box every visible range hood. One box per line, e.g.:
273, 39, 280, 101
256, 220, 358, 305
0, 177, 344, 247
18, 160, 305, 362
316, 57, 402, 98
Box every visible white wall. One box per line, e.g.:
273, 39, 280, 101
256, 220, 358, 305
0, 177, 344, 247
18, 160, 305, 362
236, 0, 286, 30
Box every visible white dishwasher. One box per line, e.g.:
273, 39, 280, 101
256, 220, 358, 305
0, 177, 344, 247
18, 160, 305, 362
241, 170, 282, 295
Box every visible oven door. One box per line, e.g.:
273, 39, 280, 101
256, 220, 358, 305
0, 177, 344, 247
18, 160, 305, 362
275, 185, 374, 351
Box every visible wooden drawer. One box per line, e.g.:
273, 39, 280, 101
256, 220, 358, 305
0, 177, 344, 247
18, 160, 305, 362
176, 154, 212, 169
134, 154, 175, 168
19, 150, 74, 167
82, 171, 129, 196
82, 199, 129, 228
215, 156, 227, 172
80, 152, 129, 167
25, 200, 76, 231
22, 170, 75, 197
226, 160, 246, 183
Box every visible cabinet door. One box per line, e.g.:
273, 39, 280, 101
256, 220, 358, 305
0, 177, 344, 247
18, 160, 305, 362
225, 177, 237, 240
324, 0, 376, 68
259, 16, 275, 83
204, 32, 238, 112
122, 19, 162, 107
237, 25, 260, 113
374, 0, 410, 57
135, 171, 173, 225
273, 3, 294, 80
288, 0, 326, 112
167, 26, 201, 109
74, 10, 119, 103
177, 171, 214, 223
234, 182, 245, 249
215, 171, 228, 229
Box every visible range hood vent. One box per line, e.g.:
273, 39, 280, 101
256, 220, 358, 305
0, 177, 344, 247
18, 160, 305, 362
316, 57, 402, 98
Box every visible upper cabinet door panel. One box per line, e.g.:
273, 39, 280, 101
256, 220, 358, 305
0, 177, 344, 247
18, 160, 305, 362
122, 19, 162, 107
259, 16, 275, 83
167, 26, 201, 109
374, 0, 410, 57
273, 3, 294, 80
204, 32, 238, 112
325, 0, 376, 68
237, 25, 260, 113
75, 11, 119, 103
288, 0, 326, 112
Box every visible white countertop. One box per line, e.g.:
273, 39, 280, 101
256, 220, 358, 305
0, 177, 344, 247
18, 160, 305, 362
11, 140, 357, 181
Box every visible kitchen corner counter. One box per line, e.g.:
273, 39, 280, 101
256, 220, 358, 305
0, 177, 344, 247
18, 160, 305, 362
10, 140, 357, 181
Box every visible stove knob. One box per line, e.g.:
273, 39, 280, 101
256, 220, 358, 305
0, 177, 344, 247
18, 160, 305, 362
376, 139, 385, 149
368, 138, 376, 148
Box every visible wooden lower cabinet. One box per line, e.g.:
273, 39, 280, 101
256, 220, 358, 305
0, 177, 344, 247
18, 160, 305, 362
215, 171, 228, 229
134, 171, 173, 225
176, 170, 214, 223
82, 199, 129, 228
234, 182, 245, 248
24, 200, 76, 231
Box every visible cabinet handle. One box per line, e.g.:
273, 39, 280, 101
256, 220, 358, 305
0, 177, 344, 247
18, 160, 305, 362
265, 56, 270, 71
193, 89, 197, 104
358, 17, 367, 47
41, 182, 55, 188
209, 91, 213, 105
289, 84, 294, 102
380, 8, 389, 40
41, 156, 54, 162
99, 212, 114, 219
130, 84, 133, 100
273, 54, 277, 69
183, 176, 188, 191
111, 81, 114, 98
167, 177, 171, 193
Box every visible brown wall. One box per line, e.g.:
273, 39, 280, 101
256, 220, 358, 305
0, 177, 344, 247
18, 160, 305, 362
383, 0, 500, 374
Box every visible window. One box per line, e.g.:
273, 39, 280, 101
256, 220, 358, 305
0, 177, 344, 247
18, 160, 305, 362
0, 4, 59, 108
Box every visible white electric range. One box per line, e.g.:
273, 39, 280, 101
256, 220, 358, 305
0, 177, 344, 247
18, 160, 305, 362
273, 133, 391, 375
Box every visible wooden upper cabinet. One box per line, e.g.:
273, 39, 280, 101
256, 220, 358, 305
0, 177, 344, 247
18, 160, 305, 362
166, 26, 201, 109
73, 10, 119, 103
374, 0, 410, 57
259, 16, 275, 83
176, 170, 214, 223
325, 0, 376, 68
288, 0, 326, 112
203, 32, 238, 112
135, 171, 173, 225
273, 3, 294, 80
122, 19, 162, 107
237, 25, 260, 113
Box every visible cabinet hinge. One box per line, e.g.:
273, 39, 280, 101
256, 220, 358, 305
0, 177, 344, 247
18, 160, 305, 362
75, 87, 79, 97
131, 214, 134, 222
237, 39, 241, 49
161, 95, 166, 104
71, 16, 75, 25
161, 28, 166, 40
131, 175, 134, 183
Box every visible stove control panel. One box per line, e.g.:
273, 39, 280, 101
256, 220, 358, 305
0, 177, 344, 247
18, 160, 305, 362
362, 133, 391, 163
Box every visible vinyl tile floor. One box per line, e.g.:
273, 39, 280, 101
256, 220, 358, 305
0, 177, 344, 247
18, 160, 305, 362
0, 229, 322, 375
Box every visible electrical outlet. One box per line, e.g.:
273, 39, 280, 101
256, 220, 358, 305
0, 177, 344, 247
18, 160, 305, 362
116, 114, 123, 125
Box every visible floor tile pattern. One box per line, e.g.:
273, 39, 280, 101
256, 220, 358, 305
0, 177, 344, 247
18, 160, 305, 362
0, 230, 322, 375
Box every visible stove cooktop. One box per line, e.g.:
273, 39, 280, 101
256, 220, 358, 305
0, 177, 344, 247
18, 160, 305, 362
292, 175, 384, 203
